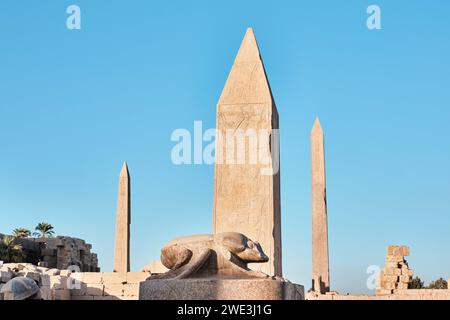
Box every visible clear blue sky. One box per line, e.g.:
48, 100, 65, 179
1, 0, 449, 294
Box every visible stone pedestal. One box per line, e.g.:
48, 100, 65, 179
139, 279, 304, 300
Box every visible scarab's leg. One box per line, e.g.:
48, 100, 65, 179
151, 246, 193, 279
175, 248, 212, 279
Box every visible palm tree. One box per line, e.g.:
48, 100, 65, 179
0, 236, 24, 262
33, 222, 55, 238
12, 228, 31, 238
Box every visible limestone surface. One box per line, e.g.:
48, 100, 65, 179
140, 279, 304, 300
212, 28, 282, 277
114, 162, 131, 273
377, 245, 413, 294
311, 118, 330, 293
151, 232, 270, 280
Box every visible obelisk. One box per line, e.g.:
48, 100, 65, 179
212, 28, 282, 277
114, 162, 130, 273
311, 118, 330, 293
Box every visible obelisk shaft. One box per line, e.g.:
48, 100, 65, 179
114, 162, 130, 273
212, 28, 282, 277
311, 118, 330, 293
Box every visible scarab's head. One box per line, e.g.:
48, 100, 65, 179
215, 232, 269, 263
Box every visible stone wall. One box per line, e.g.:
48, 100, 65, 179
69, 272, 149, 300
0, 234, 99, 272
377, 245, 413, 295
307, 289, 450, 300
0, 263, 150, 300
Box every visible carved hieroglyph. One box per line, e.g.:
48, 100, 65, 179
311, 118, 330, 293
114, 162, 130, 273
212, 28, 282, 277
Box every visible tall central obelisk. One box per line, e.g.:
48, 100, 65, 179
212, 28, 282, 277
114, 162, 130, 273
311, 118, 330, 293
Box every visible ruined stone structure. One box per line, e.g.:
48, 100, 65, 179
212, 28, 282, 277
311, 118, 330, 293
0, 263, 149, 300
0, 234, 99, 272
114, 162, 131, 273
377, 245, 413, 295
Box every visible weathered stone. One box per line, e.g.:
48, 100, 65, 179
59, 270, 71, 277
94, 295, 120, 300
45, 268, 60, 276
0, 271, 12, 283
212, 28, 282, 277
78, 272, 103, 284
41, 275, 68, 290
141, 260, 169, 274
311, 118, 330, 294
126, 272, 149, 284
71, 295, 94, 300
103, 284, 123, 297
151, 232, 270, 280
53, 289, 70, 300
102, 272, 126, 284
123, 283, 139, 297
114, 162, 131, 273
140, 279, 304, 300
86, 283, 104, 296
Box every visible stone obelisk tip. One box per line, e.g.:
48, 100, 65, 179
312, 117, 323, 133
120, 161, 129, 177
234, 27, 261, 63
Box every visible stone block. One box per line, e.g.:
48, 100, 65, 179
18, 271, 40, 282
80, 272, 103, 284
36, 267, 49, 274
102, 272, 126, 284
71, 295, 94, 300
60, 270, 71, 277
126, 272, 149, 284
93, 295, 120, 300
386, 254, 403, 262
0, 271, 12, 283
41, 275, 68, 290
68, 282, 87, 296
139, 279, 304, 300
104, 284, 124, 297
402, 269, 413, 277
45, 269, 60, 276
123, 283, 139, 297
53, 289, 71, 300
396, 282, 408, 290
400, 275, 411, 284
40, 286, 52, 300
385, 261, 399, 269
382, 275, 399, 283
86, 283, 104, 296
376, 288, 393, 296
383, 267, 401, 276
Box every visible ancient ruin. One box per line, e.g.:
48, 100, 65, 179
212, 27, 282, 277
311, 118, 330, 293
114, 162, 131, 273
0, 233, 99, 272
377, 246, 413, 295
1, 28, 449, 302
